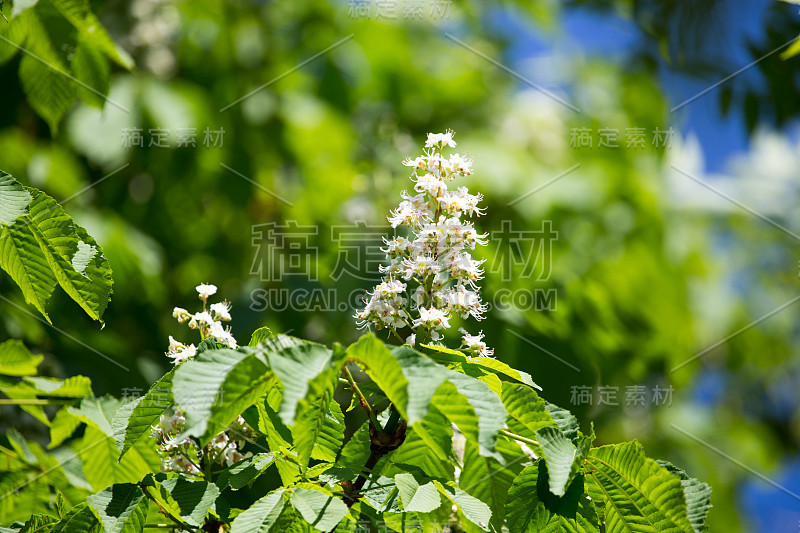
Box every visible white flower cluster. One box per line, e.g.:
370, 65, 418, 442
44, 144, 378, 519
168, 284, 237, 364
355, 131, 493, 356
153, 284, 257, 475
152, 411, 256, 475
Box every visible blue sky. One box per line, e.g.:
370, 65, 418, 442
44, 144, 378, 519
484, 1, 800, 528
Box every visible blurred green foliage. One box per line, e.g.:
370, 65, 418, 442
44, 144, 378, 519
0, 0, 798, 531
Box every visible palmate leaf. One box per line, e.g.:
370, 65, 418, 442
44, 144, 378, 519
0, 172, 32, 225
505, 460, 601, 533
0, 171, 113, 323
290, 485, 348, 532
80, 423, 160, 491
394, 473, 441, 513
49, 502, 100, 533
294, 385, 345, 471
434, 480, 492, 531
16, 9, 75, 133
0, 0, 133, 130
585, 441, 694, 533
160, 478, 220, 527
0, 339, 42, 376
217, 452, 278, 491
347, 334, 507, 459
48, 0, 134, 69
71, 36, 110, 109
536, 426, 591, 497
458, 438, 526, 530
388, 405, 454, 480
259, 336, 337, 426
230, 489, 286, 533
346, 334, 412, 420
112, 368, 175, 458
86, 483, 148, 533
172, 347, 272, 446
657, 461, 712, 532
290, 342, 346, 471
545, 401, 581, 442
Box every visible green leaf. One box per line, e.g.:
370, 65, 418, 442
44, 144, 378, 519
18, 514, 56, 532
434, 481, 492, 531
249, 326, 273, 346
231, 498, 288, 532
80, 424, 160, 490
160, 478, 220, 527
545, 401, 581, 442
216, 452, 278, 491
86, 483, 148, 533
394, 473, 441, 513
49, 0, 134, 69
346, 334, 411, 421
71, 37, 110, 108
389, 405, 454, 479
112, 368, 174, 457
16, 11, 75, 133
358, 475, 399, 513
261, 336, 335, 426
25, 188, 113, 322
0, 212, 56, 321
69, 395, 122, 436
441, 368, 506, 459
466, 356, 540, 390
585, 441, 694, 533
657, 461, 712, 532
458, 438, 525, 530
48, 408, 81, 448
337, 420, 370, 473
349, 336, 506, 458
290, 486, 348, 531
502, 382, 554, 445
0, 171, 32, 225
0, 11, 29, 66
173, 348, 272, 445
536, 426, 587, 497
293, 363, 345, 471
505, 460, 601, 533
49, 502, 100, 533
230, 490, 286, 533
257, 390, 294, 451
0, 172, 113, 322
25, 375, 92, 397
0, 339, 42, 376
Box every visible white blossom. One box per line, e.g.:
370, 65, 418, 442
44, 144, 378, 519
189, 311, 214, 329
425, 131, 456, 148
196, 283, 217, 300
459, 328, 493, 357
355, 131, 492, 356
166, 336, 197, 365
209, 321, 237, 348
172, 307, 191, 323
210, 301, 232, 321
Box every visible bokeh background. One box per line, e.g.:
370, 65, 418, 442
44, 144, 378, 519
2, 0, 800, 529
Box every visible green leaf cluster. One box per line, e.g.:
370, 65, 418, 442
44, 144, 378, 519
0, 0, 133, 132
0, 171, 113, 322
0, 331, 708, 532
